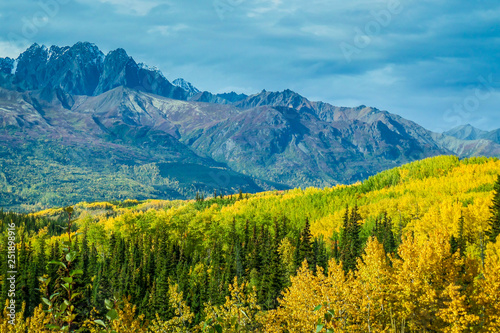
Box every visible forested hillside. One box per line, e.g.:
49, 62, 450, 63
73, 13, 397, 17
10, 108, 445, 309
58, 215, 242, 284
1, 155, 500, 332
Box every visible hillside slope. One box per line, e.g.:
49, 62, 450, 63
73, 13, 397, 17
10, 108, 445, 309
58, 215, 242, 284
5, 155, 500, 332
35, 155, 499, 243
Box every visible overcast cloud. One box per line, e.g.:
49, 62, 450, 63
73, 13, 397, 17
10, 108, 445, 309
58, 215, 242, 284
0, 0, 499, 131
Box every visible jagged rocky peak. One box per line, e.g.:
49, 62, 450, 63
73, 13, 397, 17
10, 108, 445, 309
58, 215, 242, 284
47, 45, 70, 61
0, 42, 188, 100
138, 63, 164, 78
72, 41, 102, 56
94, 48, 139, 95
235, 88, 312, 110
105, 48, 131, 64
217, 91, 248, 103
17, 43, 48, 66
0, 57, 15, 74
173, 78, 200, 95
23, 43, 48, 56
61, 42, 104, 66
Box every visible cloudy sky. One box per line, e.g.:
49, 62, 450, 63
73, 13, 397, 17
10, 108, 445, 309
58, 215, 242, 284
0, 0, 499, 131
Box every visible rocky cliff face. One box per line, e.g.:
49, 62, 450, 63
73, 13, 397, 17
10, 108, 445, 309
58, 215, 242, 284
0, 42, 187, 100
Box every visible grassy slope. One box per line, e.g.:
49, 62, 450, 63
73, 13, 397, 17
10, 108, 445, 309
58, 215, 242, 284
0, 141, 269, 212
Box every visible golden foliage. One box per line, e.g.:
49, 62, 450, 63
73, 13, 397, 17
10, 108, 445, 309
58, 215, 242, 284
264, 231, 499, 332
475, 235, 500, 331
149, 283, 195, 332
201, 277, 261, 332
0, 302, 51, 333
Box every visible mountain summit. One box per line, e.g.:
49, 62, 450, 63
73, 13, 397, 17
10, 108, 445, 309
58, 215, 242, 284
0, 42, 188, 100
444, 124, 489, 141
172, 78, 200, 96
444, 124, 500, 145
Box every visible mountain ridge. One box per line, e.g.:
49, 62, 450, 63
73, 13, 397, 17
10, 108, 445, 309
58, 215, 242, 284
1, 42, 499, 210
444, 124, 500, 145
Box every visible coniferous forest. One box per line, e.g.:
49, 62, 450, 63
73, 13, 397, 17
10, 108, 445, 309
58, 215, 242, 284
1, 155, 500, 332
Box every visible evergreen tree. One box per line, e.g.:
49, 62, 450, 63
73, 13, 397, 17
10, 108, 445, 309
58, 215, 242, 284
293, 232, 302, 271
381, 213, 396, 253
333, 239, 339, 262
258, 226, 283, 309
450, 235, 459, 255
313, 236, 328, 273
242, 219, 250, 273
349, 205, 362, 267
298, 218, 313, 266
488, 175, 500, 242
457, 214, 466, 256
340, 206, 362, 272
0, 235, 9, 305
339, 206, 351, 270
47, 241, 60, 296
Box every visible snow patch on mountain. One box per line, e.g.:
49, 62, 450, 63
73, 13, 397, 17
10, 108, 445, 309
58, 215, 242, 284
11, 59, 18, 74
173, 78, 200, 95
138, 62, 166, 79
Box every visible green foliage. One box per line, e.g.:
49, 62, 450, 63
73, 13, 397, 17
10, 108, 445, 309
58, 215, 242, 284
0, 155, 499, 331
372, 212, 397, 254
39, 206, 85, 331
359, 168, 401, 193
0, 141, 266, 212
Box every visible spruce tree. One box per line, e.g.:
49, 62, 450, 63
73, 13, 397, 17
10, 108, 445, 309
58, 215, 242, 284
339, 206, 351, 270
293, 233, 302, 270
333, 239, 339, 262
349, 205, 362, 268
457, 214, 466, 256
488, 175, 500, 242
313, 236, 328, 273
340, 206, 362, 272
382, 213, 396, 253
242, 220, 250, 273
298, 218, 313, 266
450, 235, 459, 255
0, 235, 9, 305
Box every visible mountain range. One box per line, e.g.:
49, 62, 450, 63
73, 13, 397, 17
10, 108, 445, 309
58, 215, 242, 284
1, 42, 499, 211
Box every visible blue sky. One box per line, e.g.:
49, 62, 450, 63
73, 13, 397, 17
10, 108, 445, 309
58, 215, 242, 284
0, 0, 499, 131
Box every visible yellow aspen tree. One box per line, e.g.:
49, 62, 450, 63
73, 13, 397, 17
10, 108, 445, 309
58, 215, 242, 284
475, 236, 500, 331
278, 238, 296, 278
262, 259, 353, 333
261, 260, 326, 333
0, 302, 28, 333
108, 297, 148, 333
150, 283, 195, 332
437, 283, 480, 333
388, 230, 461, 332
352, 237, 391, 332
200, 277, 261, 333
